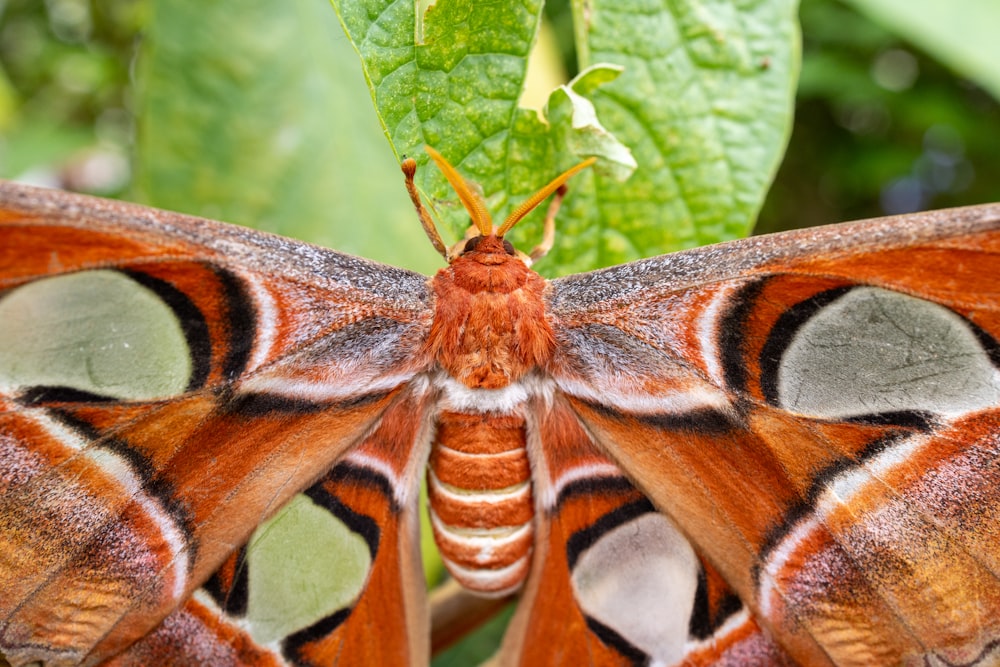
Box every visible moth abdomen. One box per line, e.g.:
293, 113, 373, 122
427, 410, 535, 597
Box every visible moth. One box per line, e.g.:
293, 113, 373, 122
2, 146, 1000, 667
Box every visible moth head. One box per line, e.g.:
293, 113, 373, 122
461, 234, 517, 257
401, 147, 595, 266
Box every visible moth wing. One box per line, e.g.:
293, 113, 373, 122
498, 395, 792, 666
0, 181, 435, 665
106, 387, 436, 667
545, 204, 1000, 664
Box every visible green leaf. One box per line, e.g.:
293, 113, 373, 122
332, 0, 799, 275
542, 65, 637, 183
132, 0, 439, 273
332, 0, 637, 266
333, 0, 553, 238
841, 0, 1000, 102
577, 0, 801, 268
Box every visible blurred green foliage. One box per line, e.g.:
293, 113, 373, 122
0, 0, 138, 191
7, 0, 1000, 237
759, 0, 1000, 233
3, 0, 996, 236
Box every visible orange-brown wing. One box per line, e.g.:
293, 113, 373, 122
106, 387, 435, 667
498, 395, 794, 666
546, 204, 1000, 665
0, 180, 435, 665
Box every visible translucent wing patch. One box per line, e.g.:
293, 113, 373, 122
768, 285, 1000, 419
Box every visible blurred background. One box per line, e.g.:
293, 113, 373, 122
0, 0, 136, 195
0, 0, 997, 240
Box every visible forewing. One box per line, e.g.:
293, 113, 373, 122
0, 181, 435, 665
546, 204, 1000, 664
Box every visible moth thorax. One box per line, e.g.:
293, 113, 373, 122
427, 410, 534, 596
427, 255, 556, 390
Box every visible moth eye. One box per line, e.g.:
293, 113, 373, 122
463, 236, 482, 253
771, 286, 1000, 419
237, 492, 372, 643
570, 510, 698, 663
502, 239, 516, 256
0, 269, 193, 401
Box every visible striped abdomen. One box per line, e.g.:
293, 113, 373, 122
427, 410, 534, 596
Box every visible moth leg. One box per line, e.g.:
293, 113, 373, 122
528, 184, 567, 263
429, 579, 511, 656
401, 157, 449, 260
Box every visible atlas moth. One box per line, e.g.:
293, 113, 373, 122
1, 146, 1000, 667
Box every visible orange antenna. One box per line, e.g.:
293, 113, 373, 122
405, 147, 598, 263
424, 146, 493, 236
496, 157, 597, 236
